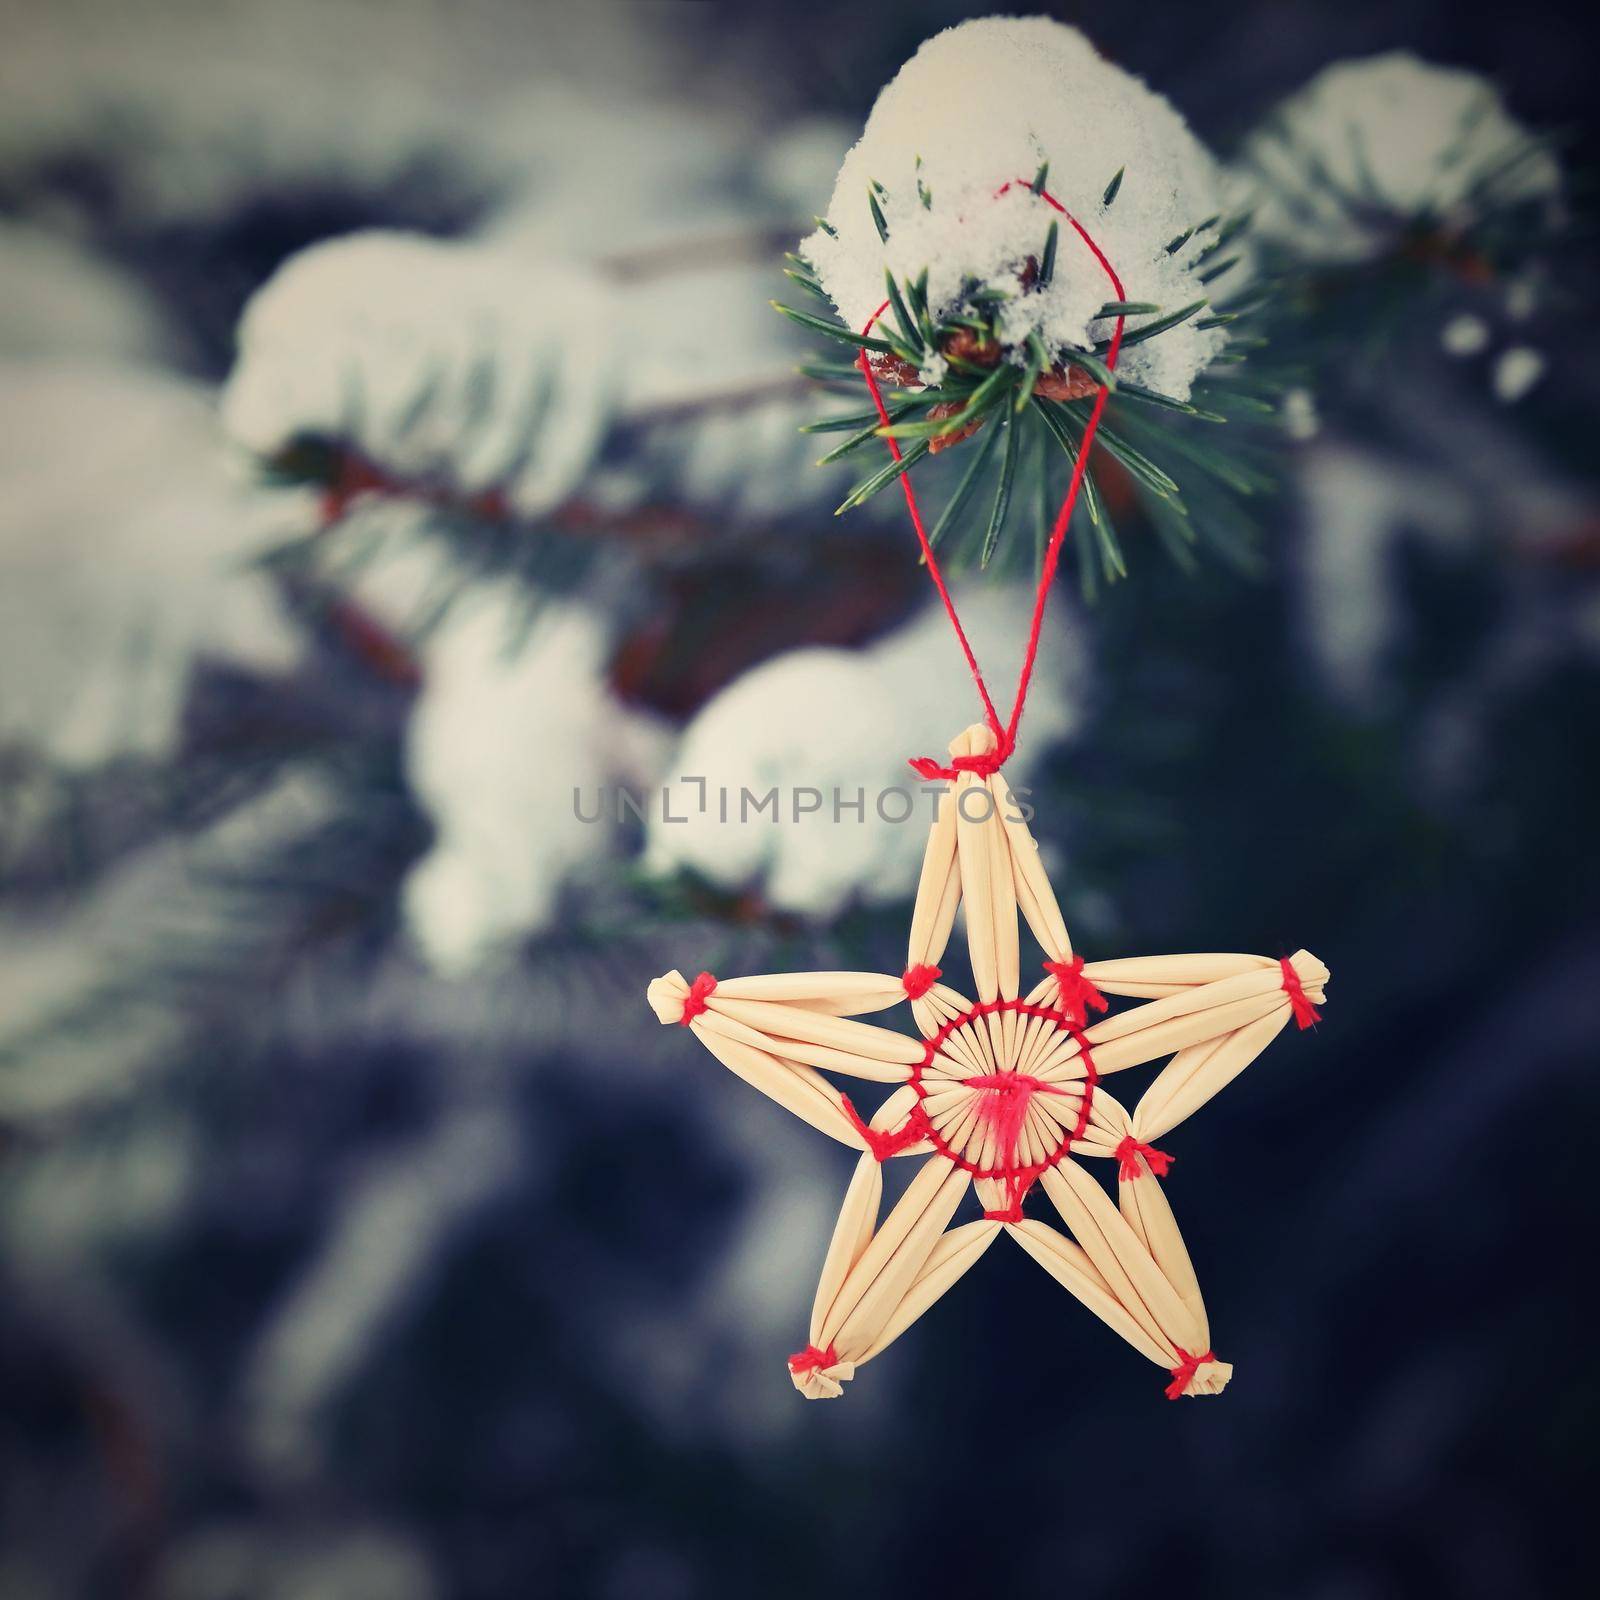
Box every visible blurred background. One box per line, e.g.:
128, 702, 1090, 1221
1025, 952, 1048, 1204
1, 2, 1595, 1596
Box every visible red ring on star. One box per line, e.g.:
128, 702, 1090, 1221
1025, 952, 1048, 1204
908, 996, 1098, 1181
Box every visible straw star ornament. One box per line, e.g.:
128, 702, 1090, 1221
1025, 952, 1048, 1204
648, 724, 1328, 1401
651, 92, 1327, 1398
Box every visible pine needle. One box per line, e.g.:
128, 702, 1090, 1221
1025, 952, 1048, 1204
868, 184, 890, 242
1105, 300, 1208, 351
783, 268, 830, 302
773, 301, 900, 356
884, 269, 921, 352
1038, 220, 1060, 287
836, 439, 930, 514
1016, 331, 1049, 412
981, 412, 1020, 566
929, 409, 1005, 548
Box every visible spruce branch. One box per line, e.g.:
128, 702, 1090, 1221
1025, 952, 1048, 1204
782, 181, 1289, 581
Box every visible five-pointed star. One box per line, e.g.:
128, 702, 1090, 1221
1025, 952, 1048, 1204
648, 725, 1327, 1400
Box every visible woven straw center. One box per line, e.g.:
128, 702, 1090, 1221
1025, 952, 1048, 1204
911, 999, 1095, 1180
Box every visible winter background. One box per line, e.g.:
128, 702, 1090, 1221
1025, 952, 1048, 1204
1, 1, 1595, 1596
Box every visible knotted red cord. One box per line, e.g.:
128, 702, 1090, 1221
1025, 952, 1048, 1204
964, 1071, 1064, 1170
842, 1096, 931, 1162
678, 971, 717, 1025
902, 963, 942, 999
856, 181, 1127, 781
1114, 1135, 1174, 1181
788, 1342, 839, 1374
1165, 1346, 1215, 1399
983, 1172, 1036, 1223
1279, 957, 1322, 1030
1042, 954, 1108, 1025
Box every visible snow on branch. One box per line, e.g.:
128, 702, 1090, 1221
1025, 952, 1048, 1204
803, 17, 1240, 404
645, 586, 1083, 918
222, 232, 618, 523
1236, 52, 1563, 265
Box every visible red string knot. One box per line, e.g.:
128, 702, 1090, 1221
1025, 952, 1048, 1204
843, 1098, 930, 1163
1115, 1135, 1174, 1182
679, 971, 717, 1025
902, 964, 942, 1000
1279, 957, 1322, 1030
787, 1342, 839, 1375
982, 1175, 1035, 1223
1042, 955, 1108, 1025
1165, 1346, 1216, 1400
908, 727, 1015, 784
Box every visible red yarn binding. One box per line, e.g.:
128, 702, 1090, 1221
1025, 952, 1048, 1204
856, 182, 1127, 781
1165, 1346, 1215, 1399
909, 743, 1012, 783
983, 1172, 1036, 1223
788, 1342, 839, 1374
679, 971, 717, 1025
1042, 954, 1108, 1025
1114, 1135, 1174, 1181
1279, 957, 1322, 1030
842, 1097, 932, 1162
841, 992, 1102, 1181
902, 963, 942, 1000
964, 1071, 1062, 1170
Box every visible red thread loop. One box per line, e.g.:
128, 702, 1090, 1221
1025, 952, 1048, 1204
856, 181, 1126, 780
1115, 1135, 1174, 1182
1042, 955, 1108, 1025
1279, 957, 1322, 1030
1165, 1346, 1215, 1400
902, 963, 943, 1000
788, 1342, 839, 1375
843, 1097, 931, 1163
679, 971, 717, 1026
